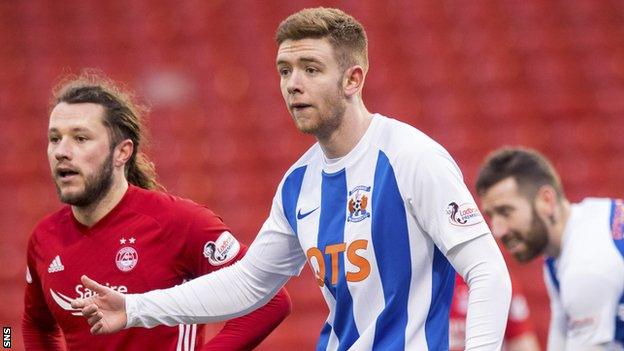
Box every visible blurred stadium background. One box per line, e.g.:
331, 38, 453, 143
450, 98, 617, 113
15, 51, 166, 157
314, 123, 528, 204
2, 0, 624, 349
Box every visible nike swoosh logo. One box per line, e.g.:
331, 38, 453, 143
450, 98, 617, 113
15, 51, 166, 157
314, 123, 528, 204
297, 207, 319, 220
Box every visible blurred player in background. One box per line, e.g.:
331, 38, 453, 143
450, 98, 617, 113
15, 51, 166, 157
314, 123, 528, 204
71, 7, 511, 350
476, 147, 624, 350
450, 271, 541, 351
22, 73, 291, 350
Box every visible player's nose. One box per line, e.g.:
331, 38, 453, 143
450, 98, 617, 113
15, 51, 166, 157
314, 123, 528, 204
53, 137, 73, 161
489, 216, 509, 239
286, 70, 304, 95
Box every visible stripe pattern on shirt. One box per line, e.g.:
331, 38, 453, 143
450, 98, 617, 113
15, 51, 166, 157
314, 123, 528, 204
176, 324, 197, 351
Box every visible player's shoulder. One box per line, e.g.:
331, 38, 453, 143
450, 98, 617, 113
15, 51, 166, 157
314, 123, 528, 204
30, 206, 72, 240
128, 185, 219, 224
371, 114, 450, 163
574, 197, 614, 214
370, 114, 460, 181
559, 198, 623, 279
27, 207, 72, 257
279, 142, 323, 185
565, 197, 614, 242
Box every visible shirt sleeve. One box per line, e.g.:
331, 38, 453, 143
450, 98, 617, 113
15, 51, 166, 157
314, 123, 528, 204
178, 206, 243, 277
22, 235, 65, 350
244, 189, 307, 277
405, 145, 491, 254
125, 187, 303, 328
198, 287, 291, 351
447, 234, 512, 351
178, 206, 292, 350
125, 256, 291, 328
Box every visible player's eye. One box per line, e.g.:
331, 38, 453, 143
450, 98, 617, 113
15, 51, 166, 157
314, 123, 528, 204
498, 208, 511, 218
278, 67, 291, 77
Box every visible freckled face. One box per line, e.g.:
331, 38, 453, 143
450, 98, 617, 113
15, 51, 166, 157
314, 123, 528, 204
276, 38, 347, 138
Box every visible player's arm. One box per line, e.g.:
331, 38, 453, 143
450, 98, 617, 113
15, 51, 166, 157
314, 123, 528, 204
123, 222, 301, 328
22, 239, 65, 350
72, 193, 306, 334
200, 286, 291, 351
404, 146, 511, 350
179, 210, 292, 351
74, 241, 295, 334
447, 234, 512, 351
198, 258, 292, 351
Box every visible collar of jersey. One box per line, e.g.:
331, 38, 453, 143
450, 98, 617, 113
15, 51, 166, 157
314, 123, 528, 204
70, 185, 136, 235
322, 113, 381, 174
558, 203, 579, 258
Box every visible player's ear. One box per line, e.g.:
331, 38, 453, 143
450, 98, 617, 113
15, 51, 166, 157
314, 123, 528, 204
534, 185, 558, 217
343, 65, 365, 97
113, 139, 134, 167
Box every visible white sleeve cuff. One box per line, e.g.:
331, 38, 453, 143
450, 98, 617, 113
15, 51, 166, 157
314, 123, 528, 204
124, 293, 140, 328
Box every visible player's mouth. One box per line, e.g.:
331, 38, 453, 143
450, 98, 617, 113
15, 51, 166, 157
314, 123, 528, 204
290, 102, 312, 112
502, 234, 524, 254
56, 167, 80, 181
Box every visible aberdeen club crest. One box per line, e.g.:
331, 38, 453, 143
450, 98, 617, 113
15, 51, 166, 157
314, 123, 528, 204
347, 185, 371, 222
116, 246, 138, 272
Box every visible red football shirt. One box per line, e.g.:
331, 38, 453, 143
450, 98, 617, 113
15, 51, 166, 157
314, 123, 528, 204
449, 273, 535, 351
23, 185, 290, 350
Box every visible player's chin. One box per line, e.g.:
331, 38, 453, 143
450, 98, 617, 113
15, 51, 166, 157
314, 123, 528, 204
512, 249, 538, 263
59, 189, 86, 205
294, 118, 321, 134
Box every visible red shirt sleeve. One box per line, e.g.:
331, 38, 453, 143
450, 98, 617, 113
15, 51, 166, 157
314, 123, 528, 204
199, 287, 291, 351
22, 235, 65, 350
180, 206, 292, 350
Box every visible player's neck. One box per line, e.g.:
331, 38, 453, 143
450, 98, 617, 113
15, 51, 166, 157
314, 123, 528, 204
72, 177, 129, 227
545, 199, 571, 258
318, 104, 372, 159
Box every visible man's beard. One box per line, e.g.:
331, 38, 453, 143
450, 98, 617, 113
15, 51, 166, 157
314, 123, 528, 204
507, 208, 550, 263
293, 80, 346, 140
55, 151, 114, 208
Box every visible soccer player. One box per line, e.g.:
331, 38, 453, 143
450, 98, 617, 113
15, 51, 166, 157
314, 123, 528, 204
72, 8, 511, 350
450, 272, 541, 351
22, 73, 291, 350
475, 147, 624, 350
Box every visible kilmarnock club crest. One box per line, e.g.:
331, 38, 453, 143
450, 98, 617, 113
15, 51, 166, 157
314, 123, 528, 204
348, 185, 371, 222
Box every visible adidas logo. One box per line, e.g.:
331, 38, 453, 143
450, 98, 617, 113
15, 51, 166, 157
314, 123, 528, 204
48, 255, 64, 273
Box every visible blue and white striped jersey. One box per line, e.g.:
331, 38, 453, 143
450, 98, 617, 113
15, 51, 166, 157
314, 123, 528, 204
248, 114, 491, 350
544, 198, 624, 349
